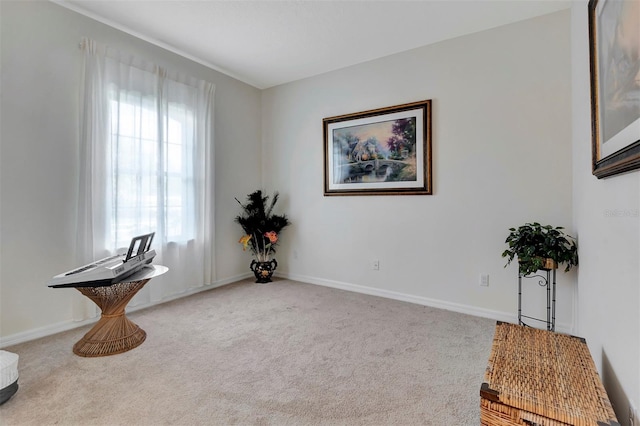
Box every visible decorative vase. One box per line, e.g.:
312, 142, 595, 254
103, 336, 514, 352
250, 259, 278, 283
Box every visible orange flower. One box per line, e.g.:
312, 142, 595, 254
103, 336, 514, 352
239, 234, 252, 251
264, 231, 278, 244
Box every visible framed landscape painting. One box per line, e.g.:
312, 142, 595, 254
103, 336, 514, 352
588, 0, 640, 178
323, 100, 432, 196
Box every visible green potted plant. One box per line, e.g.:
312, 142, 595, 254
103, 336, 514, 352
235, 190, 290, 283
502, 222, 578, 276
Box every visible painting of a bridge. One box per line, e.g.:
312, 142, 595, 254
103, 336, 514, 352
323, 100, 432, 196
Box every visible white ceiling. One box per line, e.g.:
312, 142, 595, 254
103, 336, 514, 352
56, 0, 572, 89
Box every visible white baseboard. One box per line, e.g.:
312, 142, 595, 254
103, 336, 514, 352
277, 271, 574, 334
1, 270, 573, 348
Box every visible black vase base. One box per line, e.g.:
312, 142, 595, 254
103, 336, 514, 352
250, 259, 277, 284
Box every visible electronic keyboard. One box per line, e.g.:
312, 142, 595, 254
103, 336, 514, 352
47, 233, 156, 288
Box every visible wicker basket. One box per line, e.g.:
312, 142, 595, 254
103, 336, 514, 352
541, 257, 558, 270
480, 322, 619, 426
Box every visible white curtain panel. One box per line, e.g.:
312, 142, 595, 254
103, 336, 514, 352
77, 38, 215, 318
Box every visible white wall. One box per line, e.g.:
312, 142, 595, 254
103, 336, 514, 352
571, 2, 640, 419
0, 1, 261, 341
262, 11, 575, 330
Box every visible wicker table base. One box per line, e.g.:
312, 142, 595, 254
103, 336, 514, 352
68, 265, 167, 357
73, 279, 150, 357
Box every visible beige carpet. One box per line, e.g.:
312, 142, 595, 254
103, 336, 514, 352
0, 278, 496, 425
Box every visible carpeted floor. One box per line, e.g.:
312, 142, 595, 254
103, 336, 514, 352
0, 278, 496, 425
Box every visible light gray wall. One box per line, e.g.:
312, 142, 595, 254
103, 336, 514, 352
0, 1, 261, 339
571, 2, 639, 419
262, 11, 575, 330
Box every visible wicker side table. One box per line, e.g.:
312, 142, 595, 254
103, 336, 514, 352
480, 322, 619, 426
72, 265, 167, 357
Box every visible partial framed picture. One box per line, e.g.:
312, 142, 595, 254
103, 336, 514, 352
588, 0, 640, 178
323, 100, 432, 196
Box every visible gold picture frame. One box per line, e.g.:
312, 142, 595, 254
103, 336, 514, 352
588, 0, 640, 178
323, 100, 432, 196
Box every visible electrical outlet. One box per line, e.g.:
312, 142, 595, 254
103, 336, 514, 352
480, 274, 489, 287
372, 260, 380, 271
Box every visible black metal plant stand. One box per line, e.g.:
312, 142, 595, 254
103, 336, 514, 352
518, 267, 556, 331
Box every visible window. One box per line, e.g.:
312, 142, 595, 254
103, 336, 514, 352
108, 93, 197, 248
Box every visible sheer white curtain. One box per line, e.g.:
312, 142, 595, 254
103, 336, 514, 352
77, 38, 215, 318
